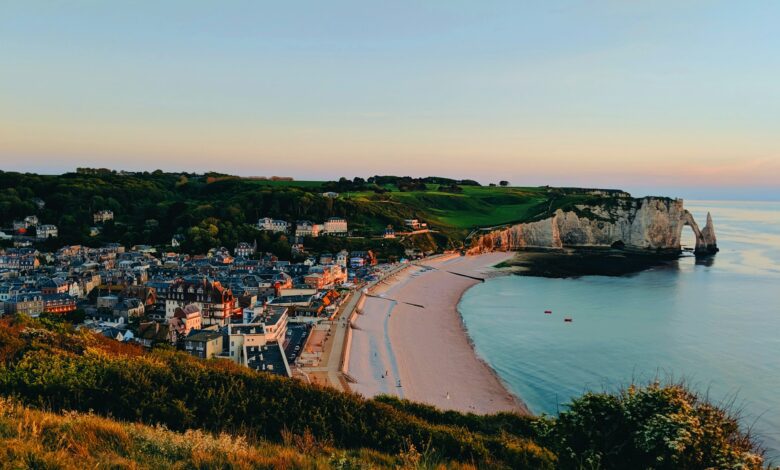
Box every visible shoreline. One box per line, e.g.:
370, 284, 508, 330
346, 252, 529, 415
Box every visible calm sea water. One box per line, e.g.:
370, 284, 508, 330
459, 200, 780, 457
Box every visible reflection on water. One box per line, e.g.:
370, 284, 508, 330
459, 200, 780, 458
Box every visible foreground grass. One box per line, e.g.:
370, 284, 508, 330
0, 397, 482, 469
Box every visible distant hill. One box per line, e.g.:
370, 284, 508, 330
0, 170, 642, 258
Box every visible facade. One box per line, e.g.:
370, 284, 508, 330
257, 217, 289, 233
42, 293, 77, 314
163, 278, 238, 326
323, 217, 348, 235
93, 210, 114, 223
184, 330, 223, 359
37, 225, 58, 238
136, 322, 174, 348
170, 304, 202, 337
295, 221, 322, 238
304, 265, 347, 290
234, 241, 256, 258
2, 293, 44, 316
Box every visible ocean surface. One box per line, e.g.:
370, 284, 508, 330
459, 200, 780, 458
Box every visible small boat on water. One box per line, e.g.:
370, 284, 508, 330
564, 317, 573, 323
544, 310, 552, 314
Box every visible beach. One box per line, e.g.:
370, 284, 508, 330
347, 252, 527, 415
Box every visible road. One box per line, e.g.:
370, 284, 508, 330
296, 262, 413, 391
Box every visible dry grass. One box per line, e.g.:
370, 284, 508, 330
0, 398, 480, 469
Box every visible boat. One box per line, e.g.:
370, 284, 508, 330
544, 310, 552, 314
564, 317, 573, 323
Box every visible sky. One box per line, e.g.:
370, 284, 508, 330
1, 1, 778, 199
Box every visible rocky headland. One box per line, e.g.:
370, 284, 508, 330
469, 195, 718, 256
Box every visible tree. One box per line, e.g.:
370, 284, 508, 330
499, 180, 509, 187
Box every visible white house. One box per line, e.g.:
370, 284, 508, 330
323, 217, 348, 235
37, 224, 58, 238
258, 217, 289, 233
295, 221, 322, 238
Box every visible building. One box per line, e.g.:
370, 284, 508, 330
93, 210, 114, 223
37, 224, 58, 238
184, 330, 223, 359
163, 278, 239, 326
323, 217, 348, 236
2, 293, 44, 316
170, 304, 202, 337
383, 225, 396, 238
38, 277, 69, 294
234, 241, 256, 258
295, 221, 322, 238
136, 322, 174, 348
42, 293, 77, 315
228, 318, 290, 376
303, 265, 347, 290
257, 218, 289, 233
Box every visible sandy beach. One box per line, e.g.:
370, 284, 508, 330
347, 252, 528, 415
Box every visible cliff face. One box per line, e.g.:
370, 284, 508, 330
469, 197, 718, 255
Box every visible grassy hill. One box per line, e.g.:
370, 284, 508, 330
0, 170, 642, 257
0, 315, 765, 469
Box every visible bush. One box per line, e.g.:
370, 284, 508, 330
539, 382, 764, 469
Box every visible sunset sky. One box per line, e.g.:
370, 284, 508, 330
1, 2, 778, 199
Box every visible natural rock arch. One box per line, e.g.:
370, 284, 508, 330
678, 210, 718, 254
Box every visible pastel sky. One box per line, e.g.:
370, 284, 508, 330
1, 1, 778, 199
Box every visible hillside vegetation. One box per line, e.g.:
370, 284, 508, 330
0, 170, 638, 256
0, 315, 766, 469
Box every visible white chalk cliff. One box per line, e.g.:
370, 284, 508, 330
469, 197, 718, 255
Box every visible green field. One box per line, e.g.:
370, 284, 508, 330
343, 185, 553, 232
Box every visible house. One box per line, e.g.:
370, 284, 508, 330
162, 278, 239, 326
304, 265, 347, 290
38, 277, 68, 294
295, 221, 322, 238
37, 224, 58, 238
136, 322, 174, 348
383, 225, 396, 238
228, 320, 290, 376
257, 218, 289, 233
321, 191, 339, 198
113, 298, 145, 320
234, 241, 256, 258
184, 330, 224, 359
42, 293, 77, 315
170, 304, 202, 337
2, 293, 44, 316
322, 217, 348, 236
93, 210, 114, 223
336, 250, 348, 267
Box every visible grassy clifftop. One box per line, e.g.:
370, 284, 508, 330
0, 315, 766, 469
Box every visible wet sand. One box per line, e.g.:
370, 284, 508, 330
347, 253, 528, 414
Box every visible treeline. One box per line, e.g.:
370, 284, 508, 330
0, 171, 442, 255
0, 316, 766, 469
321, 175, 481, 194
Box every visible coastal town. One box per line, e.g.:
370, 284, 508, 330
0, 208, 431, 387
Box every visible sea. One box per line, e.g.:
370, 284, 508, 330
458, 200, 780, 458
